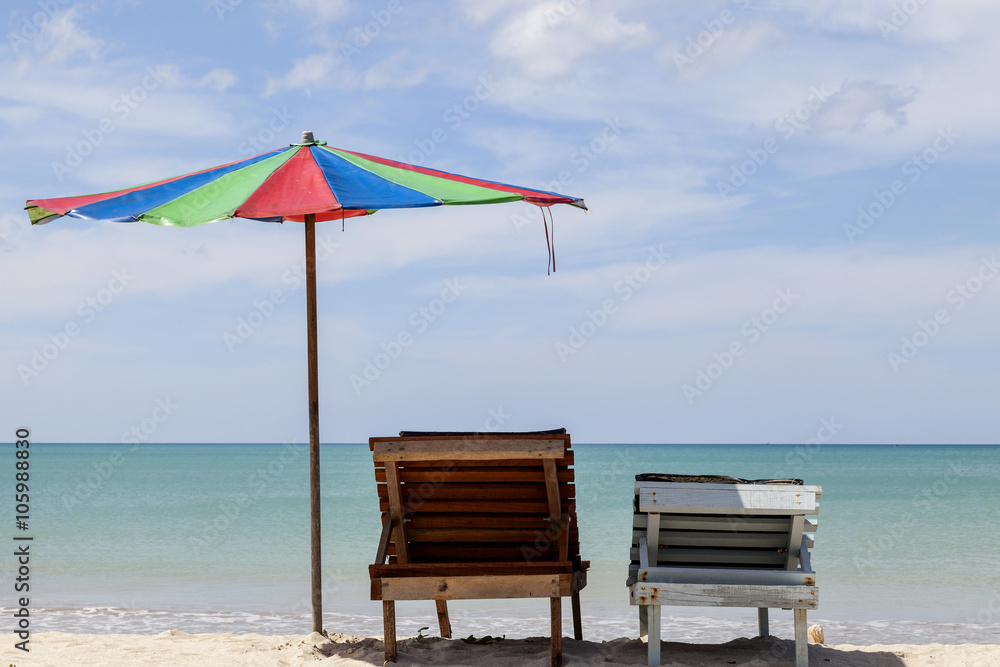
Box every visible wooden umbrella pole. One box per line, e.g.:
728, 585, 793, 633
305, 213, 323, 633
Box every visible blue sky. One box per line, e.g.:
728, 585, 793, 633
3, 0, 999, 444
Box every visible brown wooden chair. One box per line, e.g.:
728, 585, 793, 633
369, 429, 588, 667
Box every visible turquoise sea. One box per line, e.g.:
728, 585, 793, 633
5, 443, 1000, 645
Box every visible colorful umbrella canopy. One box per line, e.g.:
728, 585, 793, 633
25, 131, 586, 634
26, 133, 586, 227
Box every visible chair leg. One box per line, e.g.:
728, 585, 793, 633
794, 608, 808, 667
435, 599, 452, 638
639, 605, 648, 640
571, 590, 583, 640
383, 600, 396, 663
758, 607, 769, 637
647, 605, 661, 666
550, 597, 562, 667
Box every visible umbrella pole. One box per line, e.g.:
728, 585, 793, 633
305, 213, 323, 633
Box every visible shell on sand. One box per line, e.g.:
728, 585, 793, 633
807, 624, 825, 644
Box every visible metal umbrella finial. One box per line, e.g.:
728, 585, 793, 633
301, 130, 315, 144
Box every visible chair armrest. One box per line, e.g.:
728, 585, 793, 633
375, 512, 393, 565
799, 537, 814, 575
558, 512, 573, 561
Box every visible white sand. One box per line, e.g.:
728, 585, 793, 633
4, 631, 999, 666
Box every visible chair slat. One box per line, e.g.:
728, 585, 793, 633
373, 438, 566, 461
375, 468, 575, 484
378, 498, 577, 515
373, 452, 574, 467
633, 513, 794, 532
629, 546, 788, 568
408, 527, 578, 543
394, 482, 570, 501
407, 514, 553, 530
638, 530, 790, 549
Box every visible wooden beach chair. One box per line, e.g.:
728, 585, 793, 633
369, 429, 588, 667
628, 474, 821, 667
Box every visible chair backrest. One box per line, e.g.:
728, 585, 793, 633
630, 480, 820, 580
370, 432, 579, 566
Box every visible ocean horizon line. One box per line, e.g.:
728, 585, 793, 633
9, 441, 1000, 447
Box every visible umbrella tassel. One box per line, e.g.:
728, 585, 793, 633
542, 206, 553, 276
550, 207, 556, 273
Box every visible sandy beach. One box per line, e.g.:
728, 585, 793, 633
5, 631, 1000, 666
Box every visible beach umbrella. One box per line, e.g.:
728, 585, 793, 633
25, 130, 586, 633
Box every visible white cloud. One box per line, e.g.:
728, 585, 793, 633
262, 19, 283, 39
264, 52, 356, 96
284, 0, 351, 23
266, 46, 433, 95
0, 61, 238, 164
198, 68, 239, 92
781, 0, 1000, 43
658, 19, 783, 79
490, 2, 648, 80
778, 0, 899, 33
811, 80, 918, 134
363, 52, 430, 90
453, 0, 537, 27
713, 19, 783, 62
34, 7, 103, 65
12, 232, 996, 444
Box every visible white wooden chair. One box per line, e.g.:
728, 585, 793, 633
627, 475, 821, 667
